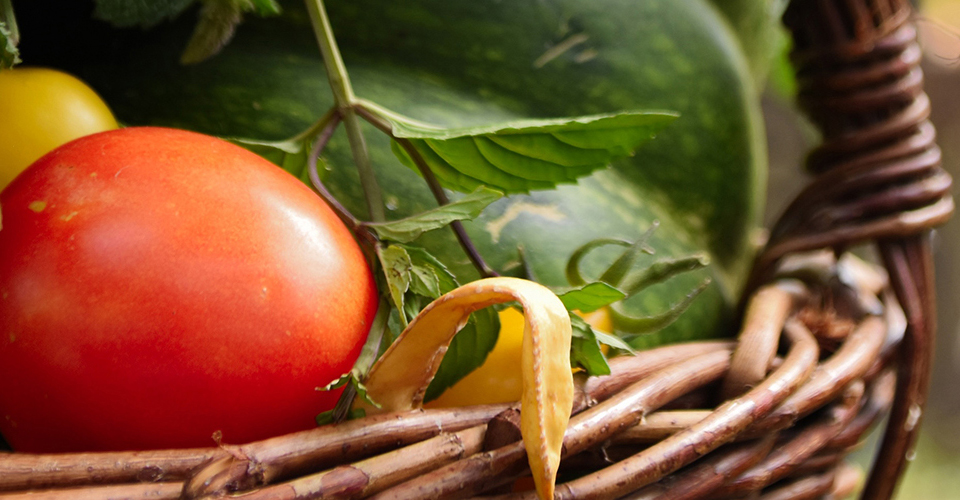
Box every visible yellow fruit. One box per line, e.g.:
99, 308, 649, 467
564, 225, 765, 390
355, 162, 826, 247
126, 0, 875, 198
0, 68, 118, 189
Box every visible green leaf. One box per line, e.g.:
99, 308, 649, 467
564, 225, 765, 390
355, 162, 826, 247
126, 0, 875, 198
569, 316, 610, 376
621, 254, 711, 296
615, 278, 712, 337
377, 245, 412, 325
0, 21, 18, 70
408, 264, 441, 299
593, 329, 636, 355
93, 0, 197, 28
379, 105, 678, 194
229, 136, 315, 183
248, 0, 281, 16
365, 187, 502, 243
181, 0, 282, 64
402, 245, 459, 295
423, 306, 500, 402
180, 1, 243, 64
557, 282, 626, 313
315, 407, 365, 426
317, 374, 380, 409
598, 222, 659, 286
564, 238, 633, 287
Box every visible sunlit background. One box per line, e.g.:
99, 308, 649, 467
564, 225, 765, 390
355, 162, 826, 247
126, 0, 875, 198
763, 1, 960, 497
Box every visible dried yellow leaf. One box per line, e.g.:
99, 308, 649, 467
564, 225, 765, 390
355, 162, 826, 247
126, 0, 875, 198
358, 277, 573, 500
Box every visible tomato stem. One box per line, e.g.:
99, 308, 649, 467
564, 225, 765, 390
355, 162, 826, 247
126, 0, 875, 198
305, 0, 385, 222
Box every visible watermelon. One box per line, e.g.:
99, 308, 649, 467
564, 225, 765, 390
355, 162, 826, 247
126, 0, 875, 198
18, 0, 767, 347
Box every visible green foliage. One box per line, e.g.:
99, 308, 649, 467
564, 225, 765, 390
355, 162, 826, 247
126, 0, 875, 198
93, 0, 280, 63
366, 187, 503, 243
374, 241, 501, 403
0, 21, 17, 70
93, 0, 197, 27
1, 0, 19, 71
181, 0, 281, 64
387, 110, 677, 194
557, 283, 625, 313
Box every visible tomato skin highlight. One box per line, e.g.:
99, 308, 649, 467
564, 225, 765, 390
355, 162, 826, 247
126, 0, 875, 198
0, 67, 118, 189
0, 127, 378, 453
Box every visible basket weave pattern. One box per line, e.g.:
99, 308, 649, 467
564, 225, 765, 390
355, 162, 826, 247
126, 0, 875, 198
0, 1, 954, 499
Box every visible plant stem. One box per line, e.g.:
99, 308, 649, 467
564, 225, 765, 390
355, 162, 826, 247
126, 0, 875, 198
396, 137, 499, 278
304, 0, 385, 222
355, 103, 500, 278
307, 113, 355, 228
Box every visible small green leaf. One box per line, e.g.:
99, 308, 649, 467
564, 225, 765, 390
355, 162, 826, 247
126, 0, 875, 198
248, 0, 281, 15
180, 0, 281, 64
365, 187, 503, 243
229, 136, 315, 183
317, 374, 380, 409
0, 21, 18, 70
593, 329, 636, 355
408, 264, 441, 299
402, 245, 459, 295
377, 245, 412, 323
180, 1, 243, 64
621, 254, 710, 296
615, 278, 712, 336
374, 103, 677, 194
598, 222, 660, 286
565, 238, 632, 287
557, 282, 626, 313
315, 407, 365, 426
423, 306, 500, 402
93, 0, 197, 28
569, 316, 610, 376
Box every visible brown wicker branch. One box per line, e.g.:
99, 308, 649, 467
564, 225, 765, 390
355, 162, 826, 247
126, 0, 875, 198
710, 382, 863, 497
222, 425, 489, 500
612, 313, 886, 447
827, 369, 896, 450
864, 235, 936, 499
0, 448, 220, 492
372, 350, 734, 500
720, 283, 798, 400
576, 342, 734, 406
494, 320, 819, 500
0, 405, 507, 495
748, 315, 886, 434
180, 405, 513, 498
0, 482, 184, 500
619, 437, 778, 500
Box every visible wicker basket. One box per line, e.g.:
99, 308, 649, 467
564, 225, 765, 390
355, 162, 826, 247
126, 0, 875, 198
0, 0, 953, 499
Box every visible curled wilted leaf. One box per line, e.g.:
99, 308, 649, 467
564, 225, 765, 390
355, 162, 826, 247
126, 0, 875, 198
358, 277, 573, 500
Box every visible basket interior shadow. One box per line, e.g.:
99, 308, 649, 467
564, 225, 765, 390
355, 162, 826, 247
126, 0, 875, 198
0, 0, 953, 499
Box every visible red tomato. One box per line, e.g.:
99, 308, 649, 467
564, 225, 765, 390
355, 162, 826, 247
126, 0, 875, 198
0, 127, 378, 452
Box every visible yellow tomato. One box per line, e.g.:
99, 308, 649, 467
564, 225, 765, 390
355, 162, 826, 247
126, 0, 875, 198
0, 68, 118, 189
428, 306, 613, 407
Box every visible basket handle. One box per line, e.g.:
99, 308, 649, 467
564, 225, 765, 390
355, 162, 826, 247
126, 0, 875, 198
749, 1, 954, 498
